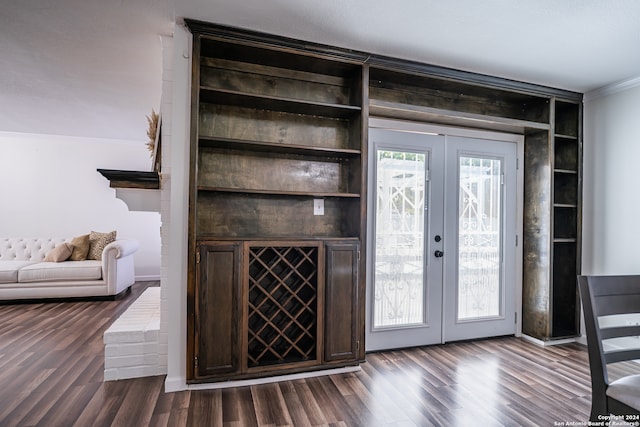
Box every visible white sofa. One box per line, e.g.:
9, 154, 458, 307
0, 237, 139, 300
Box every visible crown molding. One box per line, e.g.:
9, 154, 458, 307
585, 76, 640, 102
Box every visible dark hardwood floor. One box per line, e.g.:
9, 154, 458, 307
1, 281, 637, 426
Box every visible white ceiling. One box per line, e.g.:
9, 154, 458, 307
2, 0, 640, 141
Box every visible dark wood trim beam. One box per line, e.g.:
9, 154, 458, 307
97, 169, 160, 190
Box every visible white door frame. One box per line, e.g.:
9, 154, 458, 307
366, 118, 524, 352
366, 128, 445, 351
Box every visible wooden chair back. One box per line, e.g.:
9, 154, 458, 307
578, 275, 640, 421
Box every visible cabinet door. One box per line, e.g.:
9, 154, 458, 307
194, 242, 241, 378
324, 241, 359, 362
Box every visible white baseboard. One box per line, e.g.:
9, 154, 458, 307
135, 275, 161, 282
164, 375, 186, 393
575, 335, 587, 346
164, 366, 361, 392
521, 334, 577, 347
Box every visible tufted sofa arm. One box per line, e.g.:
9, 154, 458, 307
102, 239, 139, 295
102, 239, 139, 260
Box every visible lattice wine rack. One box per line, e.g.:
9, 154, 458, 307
247, 245, 319, 368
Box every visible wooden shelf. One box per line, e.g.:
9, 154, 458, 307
196, 235, 357, 242
554, 203, 577, 208
199, 136, 360, 158
555, 101, 580, 138
555, 133, 578, 140
197, 33, 363, 78
197, 186, 360, 198
201, 57, 352, 87
554, 169, 578, 175
97, 169, 159, 190
370, 99, 551, 133
200, 87, 361, 118
195, 193, 361, 239
554, 136, 579, 171
554, 238, 577, 243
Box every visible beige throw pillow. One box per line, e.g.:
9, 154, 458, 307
69, 234, 91, 261
44, 243, 73, 262
88, 230, 116, 260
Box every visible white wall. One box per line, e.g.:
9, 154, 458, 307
583, 80, 640, 275
163, 23, 192, 392
0, 132, 161, 279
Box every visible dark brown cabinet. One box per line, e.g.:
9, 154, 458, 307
324, 241, 360, 362
192, 242, 241, 379
192, 239, 362, 382
186, 21, 366, 383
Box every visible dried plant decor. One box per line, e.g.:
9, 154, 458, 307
146, 109, 159, 156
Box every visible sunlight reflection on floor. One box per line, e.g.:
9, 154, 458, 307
451, 355, 503, 425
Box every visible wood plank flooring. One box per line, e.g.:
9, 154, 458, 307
0, 281, 637, 426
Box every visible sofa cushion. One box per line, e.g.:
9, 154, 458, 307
69, 234, 90, 261
18, 261, 102, 283
44, 243, 73, 262
88, 231, 116, 260
0, 261, 37, 283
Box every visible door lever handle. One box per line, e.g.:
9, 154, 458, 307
434, 250, 444, 258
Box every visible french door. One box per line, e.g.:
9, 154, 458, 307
366, 124, 520, 351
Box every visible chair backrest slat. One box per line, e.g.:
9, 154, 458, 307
594, 295, 640, 316
604, 348, 640, 364
587, 276, 640, 296
600, 325, 640, 340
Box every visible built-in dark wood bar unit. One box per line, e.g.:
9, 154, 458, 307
185, 20, 582, 383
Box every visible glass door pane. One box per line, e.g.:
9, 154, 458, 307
457, 155, 503, 320
373, 150, 426, 328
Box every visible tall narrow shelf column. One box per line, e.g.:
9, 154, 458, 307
522, 98, 582, 342
551, 100, 582, 339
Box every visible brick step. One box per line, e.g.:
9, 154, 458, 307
103, 287, 161, 381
